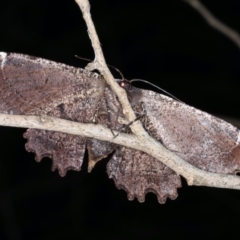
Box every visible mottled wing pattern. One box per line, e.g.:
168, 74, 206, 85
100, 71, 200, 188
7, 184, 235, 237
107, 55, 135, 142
2, 53, 240, 204
129, 85, 240, 174
0, 52, 107, 176
107, 147, 181, 203
107, 83, 182, 204
87, 87, 124, 172
107, 83, 240, 203
24, 130, 86, 176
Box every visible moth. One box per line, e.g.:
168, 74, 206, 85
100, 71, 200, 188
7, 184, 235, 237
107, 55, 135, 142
1, 52, 240, 204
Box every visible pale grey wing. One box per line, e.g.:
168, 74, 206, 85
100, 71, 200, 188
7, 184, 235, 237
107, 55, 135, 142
139, 89, 240, 174
0, 52, 106, 176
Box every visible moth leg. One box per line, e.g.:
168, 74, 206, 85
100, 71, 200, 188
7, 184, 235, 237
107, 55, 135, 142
113, 113, 146, 139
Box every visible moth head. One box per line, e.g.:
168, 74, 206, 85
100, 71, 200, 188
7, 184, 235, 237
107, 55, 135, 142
117, 79, 143, 106
117, 79, 130, 88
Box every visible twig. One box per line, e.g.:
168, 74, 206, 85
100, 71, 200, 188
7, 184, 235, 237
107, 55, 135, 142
1, 113, 240, 190
75, 0, 147, 139
1, 0, 240, 192
184, 0, 240, 49
73, 0, 240, 190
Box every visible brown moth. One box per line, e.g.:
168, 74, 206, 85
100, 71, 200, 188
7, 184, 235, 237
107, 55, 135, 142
1, 52, 240, 204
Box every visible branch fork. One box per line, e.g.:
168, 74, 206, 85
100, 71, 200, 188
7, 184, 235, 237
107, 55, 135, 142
0, 0, 240, 191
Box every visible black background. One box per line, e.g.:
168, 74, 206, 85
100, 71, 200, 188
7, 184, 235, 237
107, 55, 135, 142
0, 0, 240, 239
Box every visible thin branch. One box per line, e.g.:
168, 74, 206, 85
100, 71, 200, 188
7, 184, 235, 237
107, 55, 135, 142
75, 0, 147, 139
184, 0, 240, 49
1, 113, 240, 190
1, 0, 240, 193
75, 0, 240, 189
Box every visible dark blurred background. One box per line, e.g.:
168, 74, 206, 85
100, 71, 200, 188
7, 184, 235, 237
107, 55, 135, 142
0, 0, 240, 239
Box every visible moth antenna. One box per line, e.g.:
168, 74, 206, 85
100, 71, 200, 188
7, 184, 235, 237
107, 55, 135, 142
130, 79, 183, 103
75, 55, 124, 79
106, 64, 124, 80
75, 55, 92, 62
